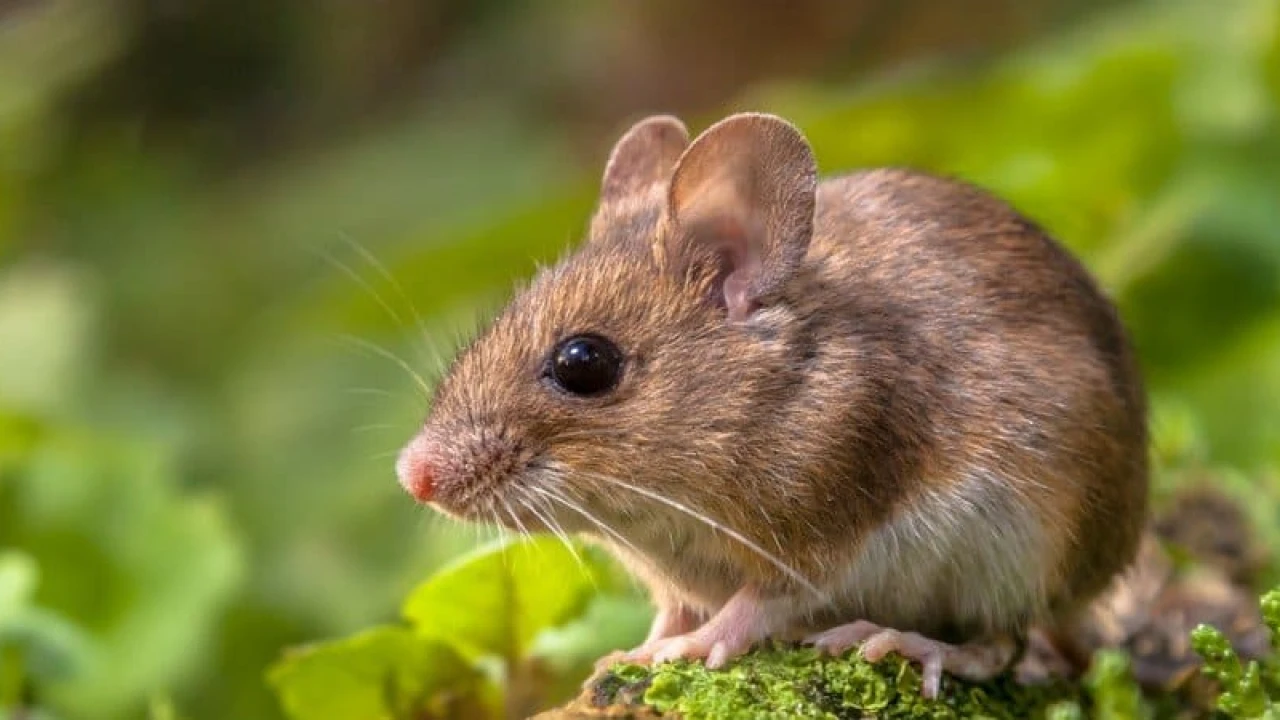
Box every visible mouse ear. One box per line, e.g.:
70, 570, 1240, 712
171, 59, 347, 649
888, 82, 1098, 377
664, 113, 817, 322
598, 115, 690, 204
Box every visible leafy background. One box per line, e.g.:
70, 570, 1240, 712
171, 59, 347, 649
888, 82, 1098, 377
1, 0, 1279, 718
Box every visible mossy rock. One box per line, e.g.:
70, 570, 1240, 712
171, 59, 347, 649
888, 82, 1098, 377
557, 647, 1086, 719
535, 642, 1238, 719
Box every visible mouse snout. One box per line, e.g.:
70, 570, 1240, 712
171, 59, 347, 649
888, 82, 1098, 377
396, 435, 439, 503
395, 422, 527, 520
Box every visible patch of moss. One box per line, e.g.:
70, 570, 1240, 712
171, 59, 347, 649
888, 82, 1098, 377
601, 645, 1082, 720
586, 587, 1280, 720
1190, 588, 1280, 718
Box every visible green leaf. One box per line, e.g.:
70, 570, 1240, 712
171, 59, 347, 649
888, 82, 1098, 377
3, 427, 243, 719
0, 606, 94, 685
0, 552, 35, 618
531, 593, 650, 669
401, 535, 600, 663
0, 551, 94, 691
267, 626, 495, 720
525, 593, 653, 709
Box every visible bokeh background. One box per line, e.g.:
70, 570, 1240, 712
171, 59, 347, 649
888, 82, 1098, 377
2, 0, 1279, 718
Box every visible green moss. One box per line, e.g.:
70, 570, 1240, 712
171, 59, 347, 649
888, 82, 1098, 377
1190, 588, 1280, 719
588, 587, 1280, 720
602, 645, 1082, 720
1081, 651, 1149, 720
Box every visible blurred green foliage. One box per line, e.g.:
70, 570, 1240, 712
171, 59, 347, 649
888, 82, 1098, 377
1, 0, 1279, 717
268, 536, 646, 720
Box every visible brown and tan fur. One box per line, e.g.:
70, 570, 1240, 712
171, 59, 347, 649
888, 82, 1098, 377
398, 113, 1148, 675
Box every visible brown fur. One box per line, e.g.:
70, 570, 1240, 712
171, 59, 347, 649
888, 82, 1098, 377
400, 113, 1148, 649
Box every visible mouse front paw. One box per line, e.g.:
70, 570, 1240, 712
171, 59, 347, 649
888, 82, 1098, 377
620, 588, 776, 669
591, 648, 633, 674
624, 628, 754, 669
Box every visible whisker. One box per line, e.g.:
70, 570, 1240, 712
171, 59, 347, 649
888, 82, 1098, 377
514, 490, 589, 578
474, 509, 489, 551
529, 490, 579, 551
415, 334, 452, 385
314, 242, 442, 431
338, 334, 432, 398
500, 497, 532, 542
344, 387, 399, 399
310, 244, 410, 332
337, 231, 431, 340
351, 423, 397, 434
491, 502, 515, 572
527, 484, 647, 562
578, 470, 828, 602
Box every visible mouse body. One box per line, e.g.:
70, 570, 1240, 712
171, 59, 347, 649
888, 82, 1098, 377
396, 113, 1148, 697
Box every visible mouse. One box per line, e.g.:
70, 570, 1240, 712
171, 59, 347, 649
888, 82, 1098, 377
395, 112, 1149, 699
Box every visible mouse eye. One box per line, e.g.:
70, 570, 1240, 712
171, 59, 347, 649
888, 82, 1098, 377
549, 334, 623, 397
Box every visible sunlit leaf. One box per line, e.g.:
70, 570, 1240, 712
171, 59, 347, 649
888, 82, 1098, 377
401, 535, 601, 663
267, 626, 495, 720
527, 593, 653, 708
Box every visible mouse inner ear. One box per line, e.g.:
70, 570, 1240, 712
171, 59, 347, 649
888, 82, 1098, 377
598, 115, 690, 205
663, 113, 817, 323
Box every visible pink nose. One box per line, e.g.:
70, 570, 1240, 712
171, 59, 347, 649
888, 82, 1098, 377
396, 440, 436, 503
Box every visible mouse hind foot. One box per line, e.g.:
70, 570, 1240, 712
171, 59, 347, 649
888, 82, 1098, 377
807, 621, 1023, 699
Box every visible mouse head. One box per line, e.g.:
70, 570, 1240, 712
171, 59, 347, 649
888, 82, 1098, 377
396, 113, 819, 542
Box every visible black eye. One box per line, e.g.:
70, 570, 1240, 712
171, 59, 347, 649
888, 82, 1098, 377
549, 334, 623, 396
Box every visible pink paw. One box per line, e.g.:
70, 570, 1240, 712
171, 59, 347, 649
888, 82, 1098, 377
624, 630, 753, 669
616, 589, 774, 671
806, 619, 884, 656
808, 621, 1016, 699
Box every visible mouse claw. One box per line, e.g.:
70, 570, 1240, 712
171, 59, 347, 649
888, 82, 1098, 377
649, 634, 709, 665
860, 629, 948, 698
806, 619, 883, 656
808, 620, 1019, 699
628, 631, 753, 668
705, 641, 734, 669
